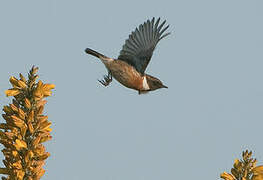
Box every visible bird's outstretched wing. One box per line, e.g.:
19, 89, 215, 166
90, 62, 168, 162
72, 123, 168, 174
118, 17, 170, 74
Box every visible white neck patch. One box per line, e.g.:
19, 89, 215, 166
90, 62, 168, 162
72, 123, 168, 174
142, 76, 150, 90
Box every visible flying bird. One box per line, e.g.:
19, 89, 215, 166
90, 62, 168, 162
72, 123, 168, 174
85, 17, 170, 94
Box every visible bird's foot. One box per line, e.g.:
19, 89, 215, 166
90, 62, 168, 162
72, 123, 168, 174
98, 73, 112, 87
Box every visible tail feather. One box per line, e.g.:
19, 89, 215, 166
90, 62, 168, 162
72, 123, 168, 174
85, 48, 107, 59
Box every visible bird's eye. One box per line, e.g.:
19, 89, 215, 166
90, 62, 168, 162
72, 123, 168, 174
155, 81, 161, 86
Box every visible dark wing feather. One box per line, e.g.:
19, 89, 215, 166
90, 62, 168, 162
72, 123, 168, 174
118, 17, 170, 74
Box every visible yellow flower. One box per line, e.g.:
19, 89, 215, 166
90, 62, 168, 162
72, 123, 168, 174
221, 172, 236, 180
9, 76, 20, 88
231, 168, 239, 179
14, 169, 25, 180
220, 150, 263, 180
34, 80, 55, 100
3, 105, 13, 114
233, 159, 242, 170
5, 88, 20, 96
253, 166, 263, 175
253, 165, 263, 180
14, 139, 27, 150
24, 98, 31, 109
1, 66, 54, 179
43, 83, 55, 97
252, 174, 263, 180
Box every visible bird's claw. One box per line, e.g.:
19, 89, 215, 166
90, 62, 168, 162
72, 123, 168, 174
98, 73, 112, 87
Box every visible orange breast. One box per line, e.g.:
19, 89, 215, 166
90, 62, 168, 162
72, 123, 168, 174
104, 60, 143, 90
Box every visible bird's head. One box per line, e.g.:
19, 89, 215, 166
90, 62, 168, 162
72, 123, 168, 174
145, 74, 168, 91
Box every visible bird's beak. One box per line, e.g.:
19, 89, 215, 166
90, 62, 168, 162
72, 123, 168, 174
162, 85, 168, 88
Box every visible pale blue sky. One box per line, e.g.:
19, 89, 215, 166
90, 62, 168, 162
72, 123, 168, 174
0, 0, 263, 180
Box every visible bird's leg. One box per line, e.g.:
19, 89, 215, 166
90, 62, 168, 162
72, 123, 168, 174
98, 71, 112, 87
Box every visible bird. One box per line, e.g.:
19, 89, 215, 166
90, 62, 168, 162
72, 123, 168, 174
85, 17, 170, 94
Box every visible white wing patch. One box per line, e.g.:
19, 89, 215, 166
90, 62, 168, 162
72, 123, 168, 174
142, 76, 150, 90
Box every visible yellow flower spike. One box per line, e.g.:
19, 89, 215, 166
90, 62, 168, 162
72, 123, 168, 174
221, 150, 263, 180
221, 172, 236, 180
1, 67, 54, 179
5, 89, 20, 97
14, 139, 27, 151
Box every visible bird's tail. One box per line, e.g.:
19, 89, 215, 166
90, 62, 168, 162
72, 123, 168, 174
85, 48, 108, 59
